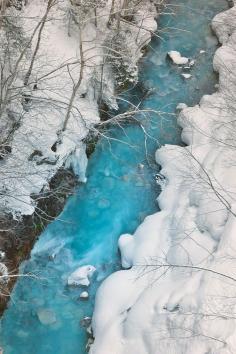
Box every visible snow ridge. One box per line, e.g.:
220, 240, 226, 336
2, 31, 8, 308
90, 3, 236, 354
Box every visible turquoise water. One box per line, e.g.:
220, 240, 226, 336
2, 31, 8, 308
0, 1, 228, 353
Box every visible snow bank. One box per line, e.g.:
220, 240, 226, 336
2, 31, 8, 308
0, 0, 158, 217
91, 3, 236, 354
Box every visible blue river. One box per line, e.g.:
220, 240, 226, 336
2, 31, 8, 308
0, 0, 228, 353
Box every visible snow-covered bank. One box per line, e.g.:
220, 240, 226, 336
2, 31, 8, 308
91, 3, 236, 354
0, 0, 158, 217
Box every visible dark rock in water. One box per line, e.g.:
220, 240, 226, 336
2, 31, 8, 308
86, 338, 94, 352
80, 316, 91, 328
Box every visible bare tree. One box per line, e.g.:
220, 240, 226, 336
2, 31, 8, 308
24, 0, 56, 86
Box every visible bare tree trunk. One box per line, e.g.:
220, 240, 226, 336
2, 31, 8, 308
61, 27, 84, 132
136, 13, 144, 43
108, 0, 116, 27
116, 1, 121, 32
24, 0, 54, 86
122, 0, 128, 17
0, 0, 7, 30
94, 7, 97, 27
98, 55, 106, 105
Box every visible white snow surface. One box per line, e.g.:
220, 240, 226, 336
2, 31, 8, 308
0, 0, 157, 217
176, 102, 188, 111
91, 3, 236, 354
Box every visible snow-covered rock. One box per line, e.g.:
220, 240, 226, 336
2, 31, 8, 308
168, 50, 189, 65
80, 291, 89, 299
68, 265, 96, 287
181, 73, 192, 79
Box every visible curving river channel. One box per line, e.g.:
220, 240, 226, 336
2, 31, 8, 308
0, 0, 228, 353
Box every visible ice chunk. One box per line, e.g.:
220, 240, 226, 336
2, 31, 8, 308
67, 265, 96, 286
168, 50, 189, 65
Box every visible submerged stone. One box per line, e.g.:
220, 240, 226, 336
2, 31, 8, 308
16, 330, 29, 338
37, 309, 57, 325
98, 198, 110, 209
135, 177, 144, 187
104, 168, 110, 176
122, 174, 130, 181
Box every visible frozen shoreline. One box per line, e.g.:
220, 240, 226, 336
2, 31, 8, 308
90, 2, 236, 354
